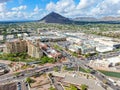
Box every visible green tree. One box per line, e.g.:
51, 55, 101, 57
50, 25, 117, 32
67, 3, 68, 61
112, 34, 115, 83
69, 84, 77, 90
80, 84, 88, 90
25, 77, 34, 84
86, 74, 89, 79
14, 72, 20, 76
49, 86, 55, 90
54, 66, 59, 72
48, 73, 53, 77
41, 56, 55, 64
62, 66, 67, 71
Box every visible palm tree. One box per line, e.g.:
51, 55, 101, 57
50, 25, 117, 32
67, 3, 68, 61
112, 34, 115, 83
25, 77, 35, 87
26, 77, 32, 84
48, 73, 53, 77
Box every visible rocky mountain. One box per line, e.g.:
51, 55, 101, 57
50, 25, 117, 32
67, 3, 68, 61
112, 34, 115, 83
39, 12, 120, 24
39, 12, 72, 24
73, 17, 97, 21
100, 16, 120, 21
73, 16, 120, 21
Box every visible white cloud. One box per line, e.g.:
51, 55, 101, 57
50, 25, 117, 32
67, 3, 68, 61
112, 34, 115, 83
0, 1, 46, 21
46, 0, 75, 13
0, 4, 29, 20
109, 0, 120, 4
0, 12, 5, 19
3, 11, 27, 20
76, 0, 94, 9
46, 0, 100, 17
46, 0, 120, 17
46, 2, 55, 11
22, 5, 47, 20
118, 10, 120, 14
11, 5, 27, 11
0, 3, 6, 12
90, 0, 120, 16
33, 5, 42, 13
1, 0, 120, 20
29, 5, 43, 19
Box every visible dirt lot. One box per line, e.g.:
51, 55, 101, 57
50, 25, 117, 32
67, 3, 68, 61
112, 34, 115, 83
31, 74, 51, 90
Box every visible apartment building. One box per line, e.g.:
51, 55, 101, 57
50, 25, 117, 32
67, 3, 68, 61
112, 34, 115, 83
27, 41, 43, 58
4, 39, 27, 53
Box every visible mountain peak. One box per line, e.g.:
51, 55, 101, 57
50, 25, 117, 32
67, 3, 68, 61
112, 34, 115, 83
49, 11, 58, 15
39, 12, 72, 24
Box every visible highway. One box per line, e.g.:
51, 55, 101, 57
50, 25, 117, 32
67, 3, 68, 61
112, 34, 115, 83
0, 66, 47, 83
0, 62, 71, 85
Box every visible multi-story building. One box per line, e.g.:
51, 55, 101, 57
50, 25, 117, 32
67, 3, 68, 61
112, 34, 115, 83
4, 39, 43, 58
68, 44, 96, 54
4, 39, 27, 53
27, 41, 43, 58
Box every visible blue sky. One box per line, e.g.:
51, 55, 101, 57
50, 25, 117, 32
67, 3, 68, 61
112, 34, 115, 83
0, 0, 120, 21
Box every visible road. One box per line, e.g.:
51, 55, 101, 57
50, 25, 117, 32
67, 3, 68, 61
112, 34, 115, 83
60, 48, 120, 90
0, 66, 47, 83
50, 76, 64, 90
0, 62, 71, 84
16, 81, 29, 90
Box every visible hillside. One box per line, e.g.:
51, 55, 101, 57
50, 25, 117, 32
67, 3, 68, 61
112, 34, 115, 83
39, 12, 72, 24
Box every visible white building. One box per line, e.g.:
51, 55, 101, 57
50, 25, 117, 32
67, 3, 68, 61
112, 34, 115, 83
6, 35, 14, 39
68, 44, 96, 54
96, 46, 114, 53
90, 56, 120, 68
66, 37, 82, 44
94, 37, 120, 49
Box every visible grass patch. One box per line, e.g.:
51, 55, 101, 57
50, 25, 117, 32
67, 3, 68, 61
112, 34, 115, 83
0, 53, 35, 62
53, 44, 63, 51
79, 67, 87, 72
79, 67, 91, 73
0, 53, 57, 64
99, 70, 120, 78
66, 68, 74, 71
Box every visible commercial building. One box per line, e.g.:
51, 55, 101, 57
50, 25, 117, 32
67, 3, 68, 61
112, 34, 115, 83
66, 37, 82, 44
68, 44, 96, 54
96, 46, 114, 53
94, 37, 120, 49
25, 35, 66, 42
90, 56, 120, 68
46, 48, 61, 58
39, 42, 61, 58
4, 39, 27, 53
6, 35, 14, 39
